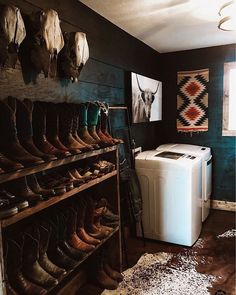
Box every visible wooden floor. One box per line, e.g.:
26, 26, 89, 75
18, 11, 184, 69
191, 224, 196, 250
77, 209, 235, 295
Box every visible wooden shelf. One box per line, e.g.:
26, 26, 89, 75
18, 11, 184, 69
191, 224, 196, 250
1, 170, 117, 228
48, 226, 119, 295
0, 146, 117, 184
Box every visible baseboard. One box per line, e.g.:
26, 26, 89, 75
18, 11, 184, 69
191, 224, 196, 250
211, 200, 236, 212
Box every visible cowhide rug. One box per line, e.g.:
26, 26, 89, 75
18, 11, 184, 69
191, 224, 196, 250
102, 229, 236, 295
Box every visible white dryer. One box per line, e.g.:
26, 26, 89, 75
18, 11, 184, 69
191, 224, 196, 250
135, 150, 202, 247
156, 144, 212, 222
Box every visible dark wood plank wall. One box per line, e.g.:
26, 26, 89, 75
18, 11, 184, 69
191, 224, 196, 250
161, 44, 236, 202
0, 0, 164, 151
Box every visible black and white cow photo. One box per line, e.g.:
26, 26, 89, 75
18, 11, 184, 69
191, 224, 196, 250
132, 73, 162, 123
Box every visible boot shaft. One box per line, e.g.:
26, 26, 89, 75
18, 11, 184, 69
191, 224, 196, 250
87, 102, 100, 127
58, 103, 73, 137
16, 99, 33, 140
78, 103, 89, 127
46, 103, 59, 138
32, 102, 47, 137
0, 97, 18, 142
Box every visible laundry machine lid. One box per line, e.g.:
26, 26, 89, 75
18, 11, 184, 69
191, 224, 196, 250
157, 143, 211, 160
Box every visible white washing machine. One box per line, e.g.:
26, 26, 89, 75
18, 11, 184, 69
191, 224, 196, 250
156, 144, 212, 222
135, 150, 202, 247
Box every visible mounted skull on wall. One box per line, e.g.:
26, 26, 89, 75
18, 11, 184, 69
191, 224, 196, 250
0, 5, 26, 68
58, 31, 89, 82
28, 9, 64, 78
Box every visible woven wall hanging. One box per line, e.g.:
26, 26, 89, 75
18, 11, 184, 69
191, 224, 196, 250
177, 69, 209, 133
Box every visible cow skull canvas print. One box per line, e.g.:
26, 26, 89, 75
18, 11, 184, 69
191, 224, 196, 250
131, 72, 162, 123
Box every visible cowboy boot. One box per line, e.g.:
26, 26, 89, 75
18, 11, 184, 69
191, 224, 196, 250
46, 102, 72, 155
103, 263, 123, 282
64, 170, 85, 187
37, 225, 67, 278
96, 102, 115, 145
0, 97, 44, 167
16, 99, 56, 162
37, 172, 66, 196
6, 176, 42, 206
71, 104, 94, 151
0, 153, 23, 172
78, 103, 100, 147
0, 189, 29, 211
22, 233, 58, 288
85, 197, 110, 239
45, 220, 78, 270
76, 198, 101, 246
67, 207, 95, 252
32, 102, 67, 159
87, 102, 110, 147
92, 253, 118, 290
6, 239, 47, 295
100, 102, 123, 144
58, 103, 83, 154
27, 174, 55, 199
54, 210, 85, 260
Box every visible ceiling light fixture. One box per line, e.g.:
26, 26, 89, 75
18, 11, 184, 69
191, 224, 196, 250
218, 0, 236, 31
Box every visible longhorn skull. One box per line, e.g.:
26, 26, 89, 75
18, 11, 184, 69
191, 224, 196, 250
29, 9, 64, 78
0, 5, 26, 67
58, 31, 89, 82
136, 74, 160, 120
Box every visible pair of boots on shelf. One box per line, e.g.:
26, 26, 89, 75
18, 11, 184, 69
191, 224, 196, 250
92, 248, 123, 290
5, 225, 68, 295
78, 101, 122, 148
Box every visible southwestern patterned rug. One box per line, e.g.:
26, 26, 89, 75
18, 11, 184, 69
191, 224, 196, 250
102, 229, 235, 295
177, 69, 209, 133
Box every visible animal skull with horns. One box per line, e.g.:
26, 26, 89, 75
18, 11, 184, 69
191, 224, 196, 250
135, 74, 160, 121
0, 5, 26, 68
29, 9, 64, 78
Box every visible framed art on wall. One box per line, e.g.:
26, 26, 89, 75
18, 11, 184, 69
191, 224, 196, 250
131, 72, 162, 123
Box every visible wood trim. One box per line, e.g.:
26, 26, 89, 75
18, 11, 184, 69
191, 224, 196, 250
0, 146, 117, 184
1, 170, 117, 228
211, 200, 236, 212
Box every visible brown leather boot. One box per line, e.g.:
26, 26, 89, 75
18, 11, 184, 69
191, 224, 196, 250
32, 102, 68, 159
78, 103, 100, 147
76, 199, 101, 245
7, 176, 42, 206
100, 102, 123, 144
16, 99, 56, 162
64, 170, 85, 187
6, 239, 47, 295
87, 102, 110, 147
0, 152, 23, 172
37, 225, 67, 278
85, 197, 110, 239
22, 233, 58, 288
103, 263, 123, 282
67, 208, 95, 252
96, 268, 118, 290
0, 97, 45, 167
71, 103, 94, 151
58, 103, 84, 154
46, 102, 72, 155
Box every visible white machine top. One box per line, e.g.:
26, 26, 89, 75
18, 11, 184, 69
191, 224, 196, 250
156, 143, 211, 160
135, 150, 202, 169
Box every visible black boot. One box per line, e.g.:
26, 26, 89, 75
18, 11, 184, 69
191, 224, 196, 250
16, 99, 56, 162
0, 97, 44, 167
